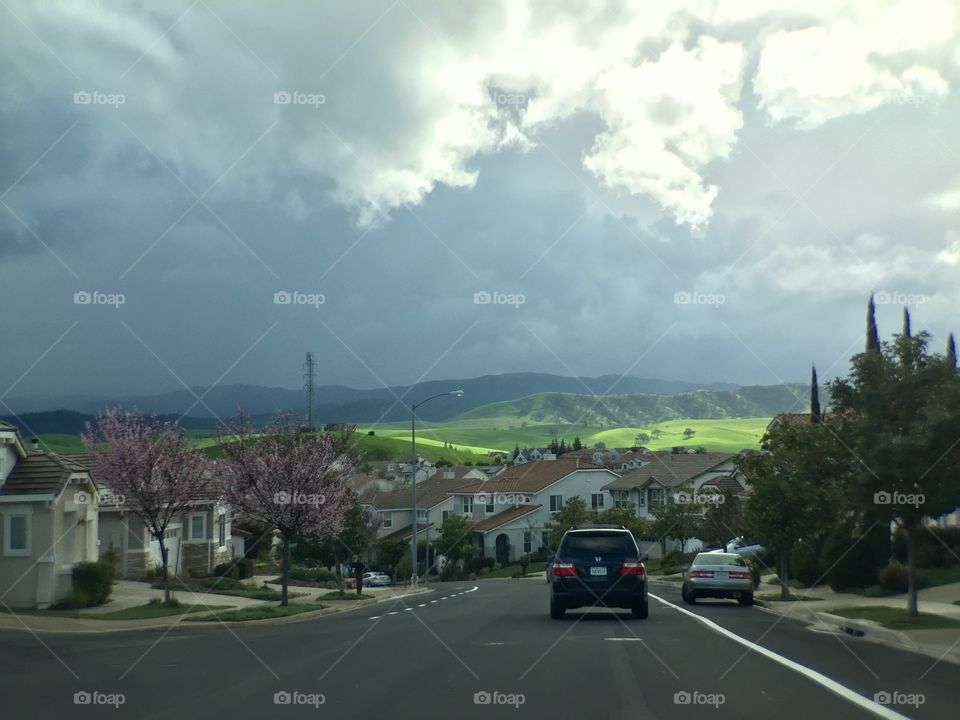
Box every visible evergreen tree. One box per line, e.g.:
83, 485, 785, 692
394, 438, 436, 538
902, 307, 911, 338
810, 364, 821, 423
866, 293, 881, 353
572, 436, 583, 451
513, 443, 520, 459
948, 333, 957, 368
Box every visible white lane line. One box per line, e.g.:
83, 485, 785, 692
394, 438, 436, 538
404, 608, 413, 612
605, 638, 642, 642
430, 600, 438, 604
649, 594, 911, 720
440, 597, 448, 600
387, 611, 398, 616
417, 603, 427, 607
368, 616, 380, 620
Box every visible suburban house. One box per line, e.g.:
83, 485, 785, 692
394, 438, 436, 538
449, 459, 620, 564
561, 447, 622, 465
602, 452, 743, 522
67, 453, 233, 580
0, 423, 100, 608
608, 450, 652, 472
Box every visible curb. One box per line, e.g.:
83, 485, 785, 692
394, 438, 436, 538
0, 587, 434, 634
812, 611, 917, 648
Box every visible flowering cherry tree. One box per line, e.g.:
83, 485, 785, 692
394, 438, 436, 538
83, 407, 209, 605
217, 414, 355, 605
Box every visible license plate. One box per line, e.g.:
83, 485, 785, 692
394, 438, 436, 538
590, 566, 607, 577
714, 571, 728, 579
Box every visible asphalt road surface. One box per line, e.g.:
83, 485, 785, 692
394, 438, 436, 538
0, 579, 955, 719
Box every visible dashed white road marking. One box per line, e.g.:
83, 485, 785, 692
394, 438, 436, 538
649, 593, 911, 720
387, 611, 398, 616
369, 586, 479, 620
604, 637, 642, 642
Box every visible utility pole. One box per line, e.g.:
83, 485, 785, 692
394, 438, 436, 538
304, 352, 316, 431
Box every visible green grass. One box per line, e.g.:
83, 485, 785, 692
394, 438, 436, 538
184, 603, 322, 622
317, 591, 376, 600
36, 434, 85, 453
756, 593, 822, 602
832, 606, 960, 630
479, 562, 547, 578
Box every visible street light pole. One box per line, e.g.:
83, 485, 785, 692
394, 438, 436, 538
410, 390, 463, 587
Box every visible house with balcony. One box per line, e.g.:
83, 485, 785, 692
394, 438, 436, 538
0, 423, 99, 608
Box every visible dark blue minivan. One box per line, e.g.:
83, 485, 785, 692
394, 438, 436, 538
549, 527, 648, 619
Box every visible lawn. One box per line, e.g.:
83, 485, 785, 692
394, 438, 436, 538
831, 606, 960, 630
317, 591, 376, 600
756, 593, 822, 602
0, 602, 230, 620
480, 561, 547, 578
37, 434, 85, 453
185, 603, 322, 622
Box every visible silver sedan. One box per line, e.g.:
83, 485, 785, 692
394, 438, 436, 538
681, 552, 754, 606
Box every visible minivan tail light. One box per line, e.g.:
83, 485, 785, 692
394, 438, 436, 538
552, 562, 576, 577
621, 561, 646, 576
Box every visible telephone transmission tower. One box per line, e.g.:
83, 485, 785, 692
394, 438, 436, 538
304, 352, 316, 430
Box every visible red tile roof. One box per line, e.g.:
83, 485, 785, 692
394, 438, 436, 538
469, 504, 540, 532
451, 459, 608, 495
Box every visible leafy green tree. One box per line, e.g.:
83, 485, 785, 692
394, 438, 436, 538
651, 429, 662, 440
830, 325, 960, 614
596, 504, 650, 540
635, 432, 651, 445
376, 539, 407, 581
739, 424, 844, 599
545, 497, 595, 549
682, 428, 695, 439
650, 488, 702, 554
698, 491, 745, 549
433, 515, 474, 565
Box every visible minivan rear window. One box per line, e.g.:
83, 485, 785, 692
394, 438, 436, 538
560, 532, 635, 558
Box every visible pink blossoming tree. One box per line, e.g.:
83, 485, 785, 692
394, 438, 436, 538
217, 414, 355, 605
83, 407, 210, 605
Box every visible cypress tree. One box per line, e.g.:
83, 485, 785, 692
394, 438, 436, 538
947, 333, 957, 368
810, 364, 821, 423
866, 294, 881, 353
903, 307, 911, 338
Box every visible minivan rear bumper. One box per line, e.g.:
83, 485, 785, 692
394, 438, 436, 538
551, 578, 647, 609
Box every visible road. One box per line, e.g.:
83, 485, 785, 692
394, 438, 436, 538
0, 579, 955, 719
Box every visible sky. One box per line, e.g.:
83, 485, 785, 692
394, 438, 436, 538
1, 0, 959, 403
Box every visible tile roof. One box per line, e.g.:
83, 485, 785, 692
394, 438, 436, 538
0, 452, 88, 496
368, 472, 470, 510
377, 523, 429, 543
602, 452, 733, 490
469, 504, 540, 532
451, 459, 608, 495
700, 475, 747, 495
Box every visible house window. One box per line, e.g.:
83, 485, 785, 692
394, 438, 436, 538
591, 493, 605, 510
613, 490, 629, 509
218, 515, 227, 548
416, 509, 427, 521
382, 512, 393, 529
190, 513, 207, 541
549, 495, 563, 512
463, 497, 473, 515
523, 531, 532, 554
648, 488, 664, 508
441, 510, 450, 523
3, 513, 30, 556
541, 531, 549, 550
485, 498, 495, 514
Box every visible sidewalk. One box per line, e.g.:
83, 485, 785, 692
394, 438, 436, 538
755, 579, 960, 665
0, 580, 431, 633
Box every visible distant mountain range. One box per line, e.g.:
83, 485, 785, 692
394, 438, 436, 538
1, 373, 817, 437
4, 373, 738, 423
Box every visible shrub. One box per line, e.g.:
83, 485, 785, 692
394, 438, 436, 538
214, 562, 239, 580
288, 566, 337, 583
790, 538, 825, 587
71, 560, 115, 606
824, 521, 889, 592
893, 527, 960, 569
878, 560, 909, 593
56, 591, 92, 610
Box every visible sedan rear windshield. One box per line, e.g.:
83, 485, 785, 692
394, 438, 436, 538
560, 532, 636, 558
693, 554, 747, 567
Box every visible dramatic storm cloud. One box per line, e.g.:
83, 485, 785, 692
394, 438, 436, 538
1, 0, 958, 402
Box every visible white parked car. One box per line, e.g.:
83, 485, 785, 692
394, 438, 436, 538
363, 572, 391, 587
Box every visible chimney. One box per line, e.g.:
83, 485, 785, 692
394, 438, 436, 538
543, 452, 556, 461
30, 437, 40, 453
